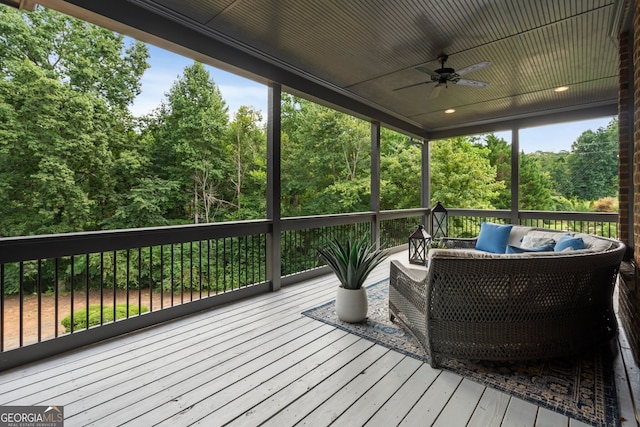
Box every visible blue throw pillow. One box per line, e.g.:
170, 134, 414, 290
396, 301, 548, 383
506, 243, 555, 254
475, 222, 513, 253
554, 234, 585, 252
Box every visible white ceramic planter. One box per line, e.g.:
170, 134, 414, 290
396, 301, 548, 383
335, 286, 368, 323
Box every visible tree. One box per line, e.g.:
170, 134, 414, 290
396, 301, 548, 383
529, 150, 573, 200
0, 7, 148, 112
0, 7, 149, 236
481, 134, 511, 209
281, 96, 371, 216
227, 106, 266, 220
518, 152, 555, 210
430, 137, 504, 208
567, 120, 618, 200
146, 62, 231, 223
380, 129, 421, 210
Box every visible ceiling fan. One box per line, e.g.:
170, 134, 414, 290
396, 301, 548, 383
395, 54, 491, 98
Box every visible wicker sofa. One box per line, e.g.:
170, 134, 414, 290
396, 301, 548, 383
389, 224, 625, 368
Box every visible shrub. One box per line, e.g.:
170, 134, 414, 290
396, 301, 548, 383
61, 304, 149, 332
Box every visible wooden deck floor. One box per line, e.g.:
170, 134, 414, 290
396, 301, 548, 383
0, 252, 638, 427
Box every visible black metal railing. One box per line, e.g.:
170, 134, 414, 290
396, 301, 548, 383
446, 209, 618, 239
0, 226, 268, 352
0, 208, 619, 368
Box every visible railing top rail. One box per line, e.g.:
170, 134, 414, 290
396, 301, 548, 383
281, 212, 376, 231
445, 208, 618, 223
0, 209, 619, 264
0, 220, 270, 263
518, 210, 618, 221
378, 208, 429, 220
445, 208, 511, 219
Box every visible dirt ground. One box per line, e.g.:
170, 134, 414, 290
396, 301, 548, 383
2, 289, 194, 350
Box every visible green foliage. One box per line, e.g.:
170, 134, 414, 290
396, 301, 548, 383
106, 177, 179, 229
518, 153, 555, 210
281, 96, 372, 216
145, 62, 231, 223
431, 137, 504, 208
317, 235, 387, 290
481, 134, 512, 209
380, 129, 421, 209
61, 304, 149, 333
227, 106, 266, 220
0, 7, 149, 236
568, 120, 618, 200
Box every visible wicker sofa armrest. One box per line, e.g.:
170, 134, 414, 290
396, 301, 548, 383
389, 260, 434, 364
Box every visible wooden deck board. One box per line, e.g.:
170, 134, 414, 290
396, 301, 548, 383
0, 252, 636, 427
333, 356, 423, 426
500, 398, 538, 427
364, 363, 441, 426
467, 387, 511, 427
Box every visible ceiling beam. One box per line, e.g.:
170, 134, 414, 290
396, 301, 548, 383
45, 0, 428, 138
427, 103, 618, 140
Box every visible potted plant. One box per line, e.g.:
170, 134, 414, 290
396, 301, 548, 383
318, 235, 388, 322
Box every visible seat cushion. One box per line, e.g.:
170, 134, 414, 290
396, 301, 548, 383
475, 222, 513, 253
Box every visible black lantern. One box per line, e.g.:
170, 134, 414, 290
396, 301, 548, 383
408, 224, 432, 265
431, 201, 448, 238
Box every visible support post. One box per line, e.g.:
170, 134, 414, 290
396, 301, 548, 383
421, 139, 431, 229
371, 121, 381, 248
511, 128, 520, 225
266, 83, 282, 291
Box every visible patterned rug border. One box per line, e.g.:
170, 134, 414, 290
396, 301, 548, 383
302, 279, 620, 427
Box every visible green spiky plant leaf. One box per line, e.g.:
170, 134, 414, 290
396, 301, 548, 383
318, 235, 388, 290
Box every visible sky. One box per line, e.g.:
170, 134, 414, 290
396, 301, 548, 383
130, 44, 615, 154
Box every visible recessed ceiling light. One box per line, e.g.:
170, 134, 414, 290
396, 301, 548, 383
444, 108, 455, 114
554, 86, 569, 92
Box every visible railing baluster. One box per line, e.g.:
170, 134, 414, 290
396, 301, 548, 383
149, 246, 154, 312
100, 252, 104, 326
189, 241, 193, 301
126, 249, 130, 318
170, 245, 175, 307
160, 245, 164, 309
55, 258, 59, 338
180, 243, 184, 304
112, 251, 116, 325
223, 238, 227, 292
37, 259, 42, 342
70, 256, 74, 334
138, 247, 142, 316
85, 253, 89, 331
198, 240, 203, 299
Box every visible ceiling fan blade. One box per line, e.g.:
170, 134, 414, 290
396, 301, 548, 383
455, 61, 491, 76
393, 80, 434, 91
455, 78, 489, 88
429, 84, 442, 99
415, 65, 440, 78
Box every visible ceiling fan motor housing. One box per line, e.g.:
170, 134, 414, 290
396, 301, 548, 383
433, 67, 456, 84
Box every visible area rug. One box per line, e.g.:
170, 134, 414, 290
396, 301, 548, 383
302, 279, 620, 427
